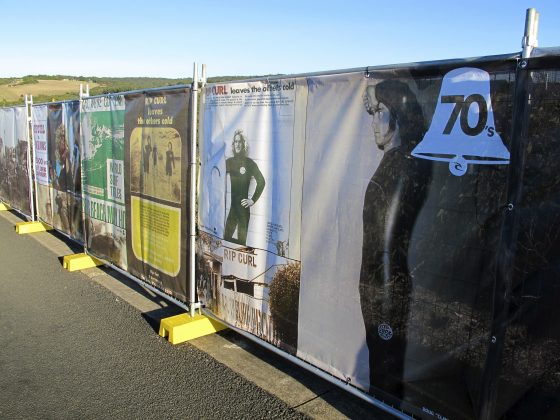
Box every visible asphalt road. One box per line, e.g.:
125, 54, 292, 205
0, 214, 306, 419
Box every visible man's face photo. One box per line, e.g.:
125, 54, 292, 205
364, 86, 394, 149
233, 134, 243, 155
372, 101, 393, 149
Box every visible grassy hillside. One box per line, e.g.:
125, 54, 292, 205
0, 74, 263, 106
0, 79, 100, 104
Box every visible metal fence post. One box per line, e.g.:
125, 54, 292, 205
522, 8, 540, 59
25, 95, 36, 221
189, 63, 199, 317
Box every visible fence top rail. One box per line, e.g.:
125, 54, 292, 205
0, 104, 26, 111
32, 98, 80, 107
203, 52, 522, 86
532, 46, 560, 57
81, 83, 192, 101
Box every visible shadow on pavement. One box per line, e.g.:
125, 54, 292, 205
142, 305, 186, 332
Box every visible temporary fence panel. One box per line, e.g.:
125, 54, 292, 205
124, 88, 191, 302
31, 101, 83, 241
79, 88, 192, 303
198, 78, 306, 352
198, 52, 560, 419
299, 60, 516, 420
0, 105, 33, 218
80, 94, 127, 268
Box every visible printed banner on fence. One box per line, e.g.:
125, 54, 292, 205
80, 95, 127, 269
32, 105, 49, 186
198, 79, 305, 353
32, 104, 53, 225
492, 55, 560, 419
297, 72, 373, 390
0, 106, 31, 216
124, 89, 191, 302
37, 101, 84, 241
298, 64, 518, 419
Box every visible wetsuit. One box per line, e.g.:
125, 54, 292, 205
166, 150, 175, 176
143, 144, 152, 174
224, 155, 265, 245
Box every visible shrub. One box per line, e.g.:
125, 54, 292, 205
268, 262, 301, 353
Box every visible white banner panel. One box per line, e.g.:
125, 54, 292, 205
198, 78, 306, 351
297, 72, 375, 389
32, 105, 49, 186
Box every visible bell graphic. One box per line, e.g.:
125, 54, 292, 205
411, 67, 510, 176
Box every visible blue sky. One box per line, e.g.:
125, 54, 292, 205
1, 0, 559, 78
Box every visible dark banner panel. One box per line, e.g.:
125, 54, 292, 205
301, 62, 518, 419
32, 101, 83, 241
0, 106, 32, 217
124, 89, 191, 302
80, 89, 191, 303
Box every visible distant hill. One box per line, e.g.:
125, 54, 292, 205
0, 74, 263, 106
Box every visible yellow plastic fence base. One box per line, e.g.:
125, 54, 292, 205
62, 253, 103, 272
15, 221, 53, 234
159, 314, 227, 344
0, 203, 10, 211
